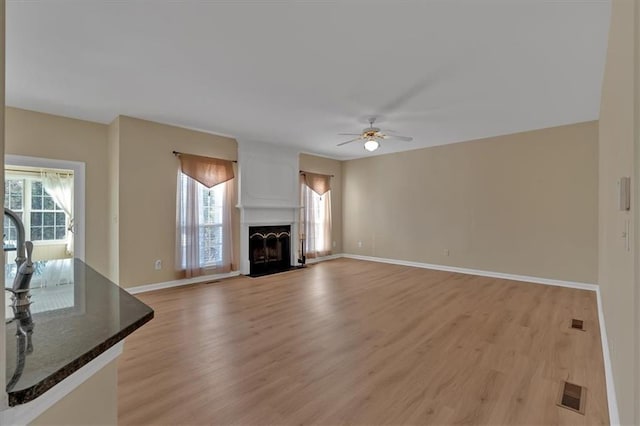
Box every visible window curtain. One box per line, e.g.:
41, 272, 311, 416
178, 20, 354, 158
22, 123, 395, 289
300, 172, 332, 259
177, 172, 201, 278
41, 171, 74, 255
222, 178, 236, 272
176, 154, 235, 278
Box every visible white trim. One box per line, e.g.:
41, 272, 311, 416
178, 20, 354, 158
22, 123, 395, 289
240, 220, 297, 226
236, 204, 303, 210
0, 341, 123, 426
596, 287, 621, 426
341, 253, 598, 291
126, 270, 241, 294
305, 253, 343, 264
126, 257, 347, 294
5, 155, 86, 262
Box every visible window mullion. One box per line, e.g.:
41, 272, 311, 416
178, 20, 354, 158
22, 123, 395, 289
24, 180, 32, 241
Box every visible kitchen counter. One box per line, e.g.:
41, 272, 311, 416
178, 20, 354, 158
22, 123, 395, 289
4, 258, 153, 406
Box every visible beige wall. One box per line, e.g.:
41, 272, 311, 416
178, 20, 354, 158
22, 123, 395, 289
598, 0, 639, 424
116, 116, 238, 288
5, 107, 110, 276
299, 153, 343, 253
30, 360, 118, 426
3, 109, 240, 288
107, 117, 120, 283
343, 121, 599, 284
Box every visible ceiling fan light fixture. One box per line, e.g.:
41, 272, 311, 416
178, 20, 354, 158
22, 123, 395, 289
364, 139, 380, 152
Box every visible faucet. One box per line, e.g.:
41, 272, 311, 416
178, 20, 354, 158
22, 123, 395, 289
4, 207, 26, 268
4, 208, 35, 306
6, 301, 34, 392
3, 208, 35, 392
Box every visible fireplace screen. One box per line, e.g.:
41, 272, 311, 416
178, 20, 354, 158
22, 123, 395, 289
248, 225, 291, 277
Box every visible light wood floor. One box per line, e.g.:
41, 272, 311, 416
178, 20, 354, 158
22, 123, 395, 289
118, 258, 609, 425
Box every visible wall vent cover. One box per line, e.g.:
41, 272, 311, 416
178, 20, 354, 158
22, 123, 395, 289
570, 319, 585, 331
557, 381, 586, 414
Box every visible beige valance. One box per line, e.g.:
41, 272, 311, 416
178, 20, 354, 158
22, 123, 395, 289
178, 153, 235, 188
303, 172, 331, 195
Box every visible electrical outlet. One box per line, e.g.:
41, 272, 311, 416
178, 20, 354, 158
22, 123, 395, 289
154, 259, 162, 270
357, 241, 363, 248
443, 249, 450, 256
333, 241, 337, 248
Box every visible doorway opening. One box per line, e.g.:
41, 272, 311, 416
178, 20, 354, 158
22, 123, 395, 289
4, 155, 85, 266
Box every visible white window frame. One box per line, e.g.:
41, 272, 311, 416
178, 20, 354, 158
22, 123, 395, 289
5, 155, 85, 261
5, 174, 68, 246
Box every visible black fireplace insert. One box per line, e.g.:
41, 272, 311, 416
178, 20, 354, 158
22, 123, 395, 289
248, 225, 291, 277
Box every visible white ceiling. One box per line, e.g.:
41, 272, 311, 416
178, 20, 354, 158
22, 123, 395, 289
7, 0, 610, 160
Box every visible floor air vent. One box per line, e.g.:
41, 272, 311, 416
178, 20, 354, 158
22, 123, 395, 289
570, 319, 585, 331
557, 381, 586, 414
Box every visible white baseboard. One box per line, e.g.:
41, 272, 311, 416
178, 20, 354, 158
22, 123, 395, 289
125, 257, 346, 294
0, 342, 123, 426
341, 253, 598, 291
126, 271, 241, 294
596, 288, 620, 426
305, 253, 344, 264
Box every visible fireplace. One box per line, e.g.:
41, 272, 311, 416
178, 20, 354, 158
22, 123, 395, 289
248, 225, 291, 277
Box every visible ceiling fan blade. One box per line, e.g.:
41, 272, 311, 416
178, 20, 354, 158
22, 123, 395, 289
337, 133, 362, 136
383, 134, 413, 142
337, 137, 362, 146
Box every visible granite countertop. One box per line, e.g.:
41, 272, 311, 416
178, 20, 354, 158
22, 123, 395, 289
5, 258, 153, 406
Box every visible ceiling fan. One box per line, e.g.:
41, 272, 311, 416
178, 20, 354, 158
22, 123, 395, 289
337, 117, 413, 152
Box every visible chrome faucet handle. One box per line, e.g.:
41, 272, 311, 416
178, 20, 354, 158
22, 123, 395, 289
12, 241, 35, 294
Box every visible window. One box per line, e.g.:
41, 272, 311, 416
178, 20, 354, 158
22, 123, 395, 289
3, 175, 68, 245
309, 190, 329, 250
179, 173, 225, 268
176, 153, 235, 277
197, 178, 224, 266
30, 181, 67, 241
300, 181, 332, 258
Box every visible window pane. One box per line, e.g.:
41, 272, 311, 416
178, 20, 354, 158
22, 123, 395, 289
43, 197, 55, 210
31, 195, 42, 210
43, 212, 55, 226
4, 217, 14, 242
212, 207, 222, 224
5, 180, 24, 210
31, 212, 42, 226
199, 225, 223, 265
10, 180, 23, 193
10, 194, 22, 210
32, 181, 42, 196
43, 226, 55, 240
55, 226, 66, 240
4, 210, 23, 244
31, 227, 42, 241
56, 212, 66, 226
